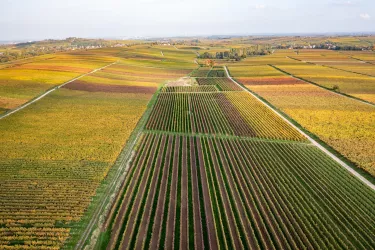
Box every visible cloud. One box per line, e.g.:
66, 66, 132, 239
360, 13, 371, 20
255, 4, 266, 9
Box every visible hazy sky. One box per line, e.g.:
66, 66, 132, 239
1, 0, 374, 40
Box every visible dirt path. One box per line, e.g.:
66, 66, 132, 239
0, 61, 117, 121
224, 66, 375, 192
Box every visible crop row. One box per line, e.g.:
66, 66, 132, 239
107, 133, 375, 250
145, 92, 305, 141
0, 177, 95, 249
196, 78, 243, 91
161, 86, 217, 93
244, 81, 375, 176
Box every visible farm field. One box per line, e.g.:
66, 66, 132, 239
0, 46, 192, 249
2, 0, 375, 245
0, 89, 151, 249
0, 51, 117, 115
105, 63, 375, 250
270, 53, 375, 104
245, 83, 375, 176
282, 50, 375, 77
196, 77, 243, 91
1, 40, 375, 250
145, 91, 304, 140
106, 133, 375, 250
229, 62, 375, 176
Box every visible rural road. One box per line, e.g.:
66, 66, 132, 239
0, 61, 117, 121
224, 66, 375, 192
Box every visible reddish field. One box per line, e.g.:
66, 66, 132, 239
63, 81, 156, 94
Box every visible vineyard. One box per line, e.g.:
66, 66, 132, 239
0, 52, 118, 115
106, 132, 375, 250
1, 43, 375, 250
145, 91, 304, 141
190, 67, 211, 77
196, 78, 243, 91
229, 59, 375, 176
161, 85, 217, 93
0, 46, 195, 249
105, 62, 375, 250
274, 62, 375, 104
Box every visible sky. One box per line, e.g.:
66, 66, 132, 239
0, 0, 374, 40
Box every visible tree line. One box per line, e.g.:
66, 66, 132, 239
198, 45, 272, 61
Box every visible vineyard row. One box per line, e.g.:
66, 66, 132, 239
145, 92, 305, 141
107, 133, 375, 250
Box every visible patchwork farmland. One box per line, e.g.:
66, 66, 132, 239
0, 42, 375, 250
103, 64, 375, 250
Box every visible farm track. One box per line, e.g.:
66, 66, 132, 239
224, 66, 375, 191
0, 61, 118, 121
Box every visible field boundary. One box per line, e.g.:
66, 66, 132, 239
224, 66, 375, 191
349, 56, 375, 65
270, 63, 375, 107
0, 61, 117, 121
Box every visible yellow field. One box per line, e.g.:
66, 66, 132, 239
229, 54, 375, 176
0, 46, 195, 248
275, 63, 375, 103
248, 83, 375, 175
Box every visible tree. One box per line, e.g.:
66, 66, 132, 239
206, 59, 215, 67
332, 85, 340, 92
